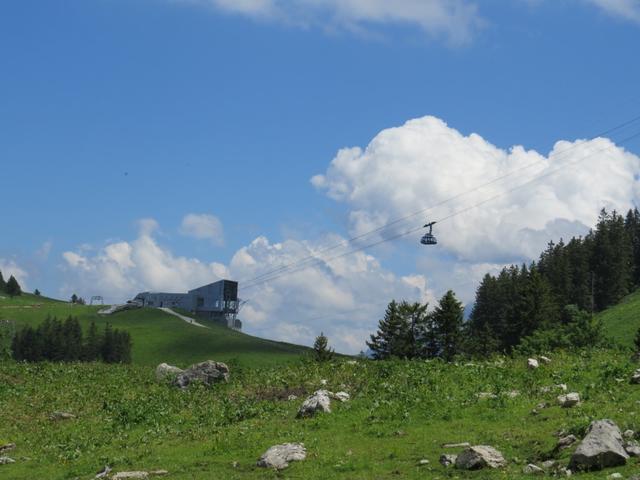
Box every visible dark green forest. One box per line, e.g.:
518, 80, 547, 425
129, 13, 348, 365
368, 208, 640, 359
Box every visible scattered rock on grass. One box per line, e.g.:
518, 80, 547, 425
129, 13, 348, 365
155, 363, 183, 382
623, 429, 635, 440
523, 463, 544, 474
476, 392, 497, 400
50, 411, 75, 420
625, 442, 640, 457
631, 369, 640, 384
541, 460, 556, 469
174, 360, 229, 388
297, 390, 331, 418
257, 443, 306, 470
455, 446, 507, 470
569, 419, 629, 471
0, 443, 15, 454
557, 434, 578, 450
0, 457, 15, 465
539, 355, 552, 364
442, 442, 470, 448
112, 472, 148, 480
95, 465, 111, 478
557, 393, 580, 408
527, 358, 539, 369
439, 454, 457, 467
332, 391, 350, 402
608, 473, 623, 479
417, 459, 429, 466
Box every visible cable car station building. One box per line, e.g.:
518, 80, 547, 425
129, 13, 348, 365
133, 279, 241, 330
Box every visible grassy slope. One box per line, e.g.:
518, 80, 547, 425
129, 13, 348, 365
2, 351, 640, 479
0, 294, 311, 367
597, 289, 640, 348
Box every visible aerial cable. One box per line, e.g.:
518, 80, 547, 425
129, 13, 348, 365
239, 114, 640, 287
240, 128, 640, 291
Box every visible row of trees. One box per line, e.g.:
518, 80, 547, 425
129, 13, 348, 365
11, 316, 132, 363
367, 291, 464, 360
369, 207, 635, 360
0, 270, 22, 297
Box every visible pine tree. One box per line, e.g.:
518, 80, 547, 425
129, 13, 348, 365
62, 316, 83, 361
366, 300, 412, 359
0, 270, 5, 293
430, 290, 464, 362
101, 323, 116, 363
83, 321, 101, 361
5, 276, 22, 297
71, 294, 78, 304
34, 289, 41, 296
313, 332, 334, 362
635, 327, 640, 353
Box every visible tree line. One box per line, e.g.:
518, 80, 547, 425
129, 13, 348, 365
0, 270, 22, 297
11, 316, 132, 363
368, 207, 639, 360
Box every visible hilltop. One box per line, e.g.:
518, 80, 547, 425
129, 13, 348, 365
0, 294, 312, 367
598, 288, 640, 348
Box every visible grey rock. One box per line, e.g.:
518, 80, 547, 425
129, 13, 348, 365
528, 358, 540, 369
608, 474, 623, 479
623, 429, 635, 440
625, 443, 640, 457
174, 360, 229, 388
50, 411, 75, 420
0, 443, 15, 454
149, 470, 169, 476
541, 460, 557, 469
442, 442, 471, 448
455, 445, 507, 470
557, 392, 581, 408
539, 355, 552, 364
95, 465, 111, 478
297, 390, 331, 417
332, 391, 350, 402
557, 434, 578, 450
476, 392, 497, 399
287, 394, 298, 401
558, 467, 572, 477
417, 459, 430, 465
155, 363, 183, 382
631, 369, 640, 384
523, 463, 544, 474
112, 472, 149, 480
0, 457, 15, 465
439, 454, 457, 467
257, 443, 306, 470
569, 419, 629, 471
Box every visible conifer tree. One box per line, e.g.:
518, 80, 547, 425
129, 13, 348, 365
83, 321, 101, 361
366, 300, 410, 359
0, 270, 5, 293
5, 275, 21, 297
430, 290, 464, 362
313, 332, 334, 362
34, 289, 40, 296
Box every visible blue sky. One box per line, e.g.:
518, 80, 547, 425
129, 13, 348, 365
2, 0, 640, 352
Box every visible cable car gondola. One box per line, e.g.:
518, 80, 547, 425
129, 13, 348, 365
420, 221, 437, 245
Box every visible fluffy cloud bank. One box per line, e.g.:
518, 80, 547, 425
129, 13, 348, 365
179, 0, 482, 44
0, 259, 29, 290
61, 224, 430, 353
312, 116, 640, 265
586, 0, 640, 23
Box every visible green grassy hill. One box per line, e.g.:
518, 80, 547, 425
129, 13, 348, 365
0, 294, 312, 367
597, 289, 640, 348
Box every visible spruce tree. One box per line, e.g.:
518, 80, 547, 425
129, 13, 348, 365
0, 270, 5, 293
430, 290, 464, 362
5, 276, 21, 297
366, 300, 411, 359
83, 321, 101, 361
34, 289, 41, 296
313, 332, 334, 362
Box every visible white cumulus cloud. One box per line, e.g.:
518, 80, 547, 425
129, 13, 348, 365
177, 0, 482, 44
180, 213, 225, 246
312, 115, 640, 268
0, 259, 29, 291
585, 0, 640, 23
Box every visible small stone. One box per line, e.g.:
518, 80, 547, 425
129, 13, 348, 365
536, 402, 548, 410
608, 473, 623, 479
0, 457, 15, 465
439, 454, 457, 467
50, 411, 75, 420
95, 465, 111, 478
417, 459, 430, 465
523, 463, 544, 474
0, 443, 15, 454
539, 355, 552, 364
476, 392, 497, 399
557, 434, 578, 450
541, 460, 556, 469
155, 363, 183, 382
557, 392, 580, 408
442, 442, 471, 448
558, 467, 572, 477
506, 390, 520, 398
257, 443, 306, 470
527, 358, 539, 369
112, 472, 149, 480
287, 394, 298, 401
631, 369, 640, 384
625, 443, 640, 457
455, 445, 507, 470
149, 470, 169, 476
332, 391, 350, 402
320, 379, 328, 386
623, 429, 635, 440
297, 390, 331, 418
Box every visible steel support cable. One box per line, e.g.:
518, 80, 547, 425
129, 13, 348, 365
238, 115, 640, 287
240, 129, 640, 291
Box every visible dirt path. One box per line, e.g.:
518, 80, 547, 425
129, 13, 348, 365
158, 307, 208, 328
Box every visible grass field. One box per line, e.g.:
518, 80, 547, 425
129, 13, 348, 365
597, 289, 640, 348
2, 350, 640, 479
0, 294, 312, 367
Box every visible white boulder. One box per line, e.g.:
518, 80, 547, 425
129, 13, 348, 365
257, 443, 306, 470
569, 419, 629, 471
455, 445, 507, 470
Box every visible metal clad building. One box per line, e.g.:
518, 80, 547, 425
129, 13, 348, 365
133, 279, 241, 329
